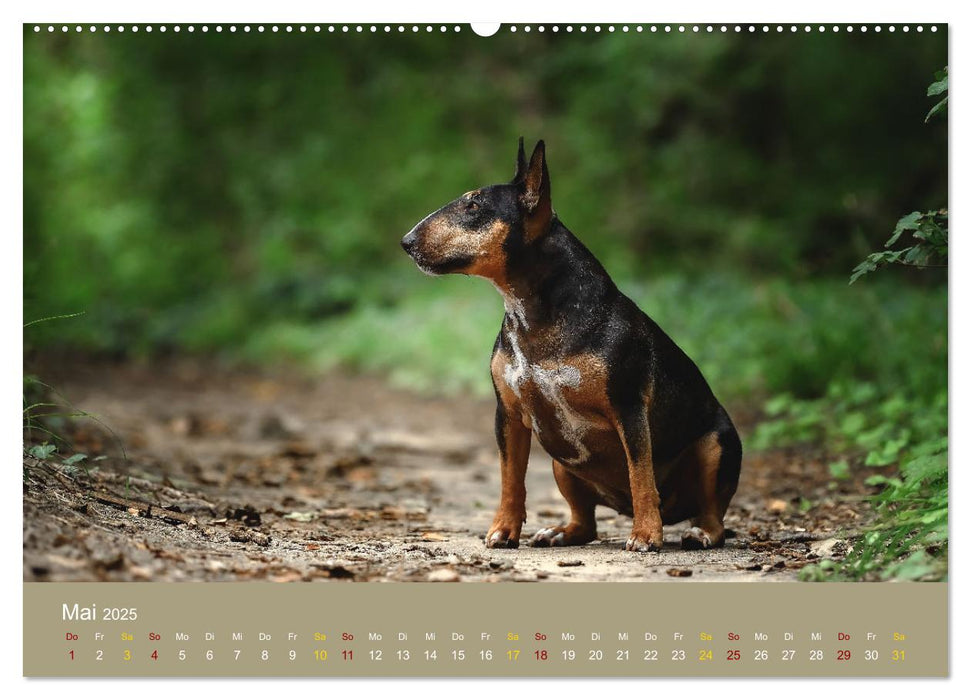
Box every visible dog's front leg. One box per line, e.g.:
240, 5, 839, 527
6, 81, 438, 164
486, 401, 531, 548
617, 412, 663, 552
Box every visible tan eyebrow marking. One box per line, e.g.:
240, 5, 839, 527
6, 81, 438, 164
462, 190, 480, 199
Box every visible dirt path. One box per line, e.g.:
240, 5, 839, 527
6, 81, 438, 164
23, 358, 870, 582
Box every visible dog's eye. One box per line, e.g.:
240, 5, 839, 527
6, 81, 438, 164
467, 200, 479, 212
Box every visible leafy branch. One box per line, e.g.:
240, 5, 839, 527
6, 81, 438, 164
850, 209, 948, 284
925, 66, 948, 123
851, 68, 948, 285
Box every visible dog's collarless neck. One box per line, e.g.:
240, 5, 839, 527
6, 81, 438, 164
498, 222, 617, 332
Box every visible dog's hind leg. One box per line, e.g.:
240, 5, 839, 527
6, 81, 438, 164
530, 460, 599, 547
681, 410, 742, 550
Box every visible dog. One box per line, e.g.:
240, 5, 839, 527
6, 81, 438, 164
401, 139, 742, 552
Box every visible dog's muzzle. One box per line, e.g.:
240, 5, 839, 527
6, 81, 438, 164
401, 229, 418, 255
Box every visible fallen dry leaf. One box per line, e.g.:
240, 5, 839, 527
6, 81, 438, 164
283, 511, 316, 522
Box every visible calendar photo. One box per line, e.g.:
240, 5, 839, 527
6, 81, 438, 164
24, 21, 947, 595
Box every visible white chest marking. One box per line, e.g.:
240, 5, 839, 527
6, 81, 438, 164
499, 290, 530, 400
503, 332, 528, 400
501, 320, 594, 464
495, 288, 528, 331
530, 365, 595, 465
497, 288, 594, 464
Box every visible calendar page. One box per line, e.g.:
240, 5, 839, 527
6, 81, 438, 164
22, 19, 948, 680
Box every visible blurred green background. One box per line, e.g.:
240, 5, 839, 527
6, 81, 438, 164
24, 28, 945, 401
23, 25, 948, 580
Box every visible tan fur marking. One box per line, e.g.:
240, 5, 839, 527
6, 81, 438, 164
529, 460, 599, 547
487, 348, 531, 548
685, 431, 727, 547
420, 218, 509, 283
697, 432, 722, 492
616, 418, 663, 551
465, 220, 510, 282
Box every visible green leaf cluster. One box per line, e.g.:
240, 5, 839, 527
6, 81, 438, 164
801, 443, 947, 581
925, 66, 948, 122
850, 209, 948, 284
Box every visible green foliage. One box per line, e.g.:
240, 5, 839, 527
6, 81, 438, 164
228, 272, 945, 413
851, 69, 948, 285
27, 443, 57, 460
925, 66, 948, 122
802, 67, 948, 581
24, 323, 126, 473
828, 460, 850, 481
753, 294, 946, 581
850, 209, 948, 284
751, 384, 946, 462
23, 29, 946, 350
23, 373, 125, 465
800, 444, 947, 581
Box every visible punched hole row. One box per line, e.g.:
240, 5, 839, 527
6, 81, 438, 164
31, 24, 940, 34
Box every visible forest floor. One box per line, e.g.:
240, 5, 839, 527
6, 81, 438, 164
24, 358, 874, 583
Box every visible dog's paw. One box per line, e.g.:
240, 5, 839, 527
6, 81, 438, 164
625, 528, 663, 553
485, 508, 524, 549
531, 526, 568, 547
485, 527, 520, 549
529, 525, 597, 547
530, 525, 596, 547
680, 527, 712, 550
680, 526, 725, 550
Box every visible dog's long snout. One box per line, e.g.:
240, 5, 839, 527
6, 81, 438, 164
401, 229, 418, 254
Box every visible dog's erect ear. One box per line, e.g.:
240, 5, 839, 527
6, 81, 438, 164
511, 137, 527, 184
519, 140, 552, 240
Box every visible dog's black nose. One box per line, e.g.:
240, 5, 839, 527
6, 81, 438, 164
401, 231, 417, 254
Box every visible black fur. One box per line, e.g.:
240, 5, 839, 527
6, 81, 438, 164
498, 216, 734, 468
